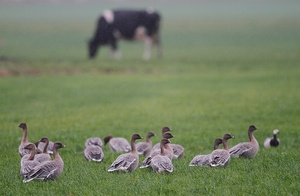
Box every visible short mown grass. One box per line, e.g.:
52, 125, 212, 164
0, 1, 300, 195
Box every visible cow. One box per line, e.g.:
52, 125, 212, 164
88, 8, 162, 60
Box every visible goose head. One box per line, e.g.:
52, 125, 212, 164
24, 143, 36, 151
40, 137, 49, 143
104, 136, 113, 145
18, 123, 27, 129
161, 138, 171, 145
147, 132, 156, 138
53, 142, 65, 149
223, 133, 234, 140
273, 129, 279, 135
131, 134, 143, 141
162, 132, 174, 139
248, 125, 257, 132
161, 127, 172, 134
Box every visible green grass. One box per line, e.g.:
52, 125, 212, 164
0, 1, 300, 195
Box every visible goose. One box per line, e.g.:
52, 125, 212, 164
107, 134, 142, 172
23, 142, 65, 183
104, 135, 131, 153
38, 140, 54, 154
140, 132, 174, 168
136, 131, 156, 156
264, 129, 280, 148
189, 138, 223, 167
229, 125, 259, 158
84, 145, 104, 162
209, 133, 234, 167
34, 137, 52, 163
152, 126, 172, 150
84, 137, 103, 148
18, 123, 34, 157
20, 143, 40, 178
169, 143, 184, 159
150, 139, 174, 173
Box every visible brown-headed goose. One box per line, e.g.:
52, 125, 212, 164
229, 125, 259, 158
34, 137, 52, 163
84, 145, 104, 162
150, 139, 174, 173
209, 133, 234, 167
23, 142, 65, 183
85, 137, 103, 148
152, 126, 172, 150
136, 131, 156, 156
38, 140, 54, 154
104, 135, 131, 153
140, 132, 174, 168
18, 123, 34, 157
189, 138, 223, 167
107, 134, 142, 172
264, 129, 280, 148
20, 143, 40, 178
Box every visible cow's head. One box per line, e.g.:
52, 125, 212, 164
88, 39, 99, 59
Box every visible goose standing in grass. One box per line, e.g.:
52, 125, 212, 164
34, 137, 52, 163
104, 135, 131, 153
85, 137, 103, 148
189, 138, 223, 167
107, 134, 142, 172
264, 129, 280, 148
229, 125, 259, 158
209, 133, 234, 167
84, 141, 104, 162
23, 142, 65, 183
18, 123, 34, 157
20, 143, 40, 178
140, 132, 174, 168
136, 131, 156, 156
150, 139, 174, 173
152, 126, 172, 150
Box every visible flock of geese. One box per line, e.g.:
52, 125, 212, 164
18, 123, 280, 183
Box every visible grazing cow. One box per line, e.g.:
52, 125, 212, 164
88, 8, 162, 60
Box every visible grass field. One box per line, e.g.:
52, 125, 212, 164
0, 0, 300, 195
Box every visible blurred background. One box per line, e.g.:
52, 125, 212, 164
1, 0, 299, 65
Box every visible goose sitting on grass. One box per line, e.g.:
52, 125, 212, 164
20, 143, 40, 178
229, 125, 259, 159
107, 134, 142, 172
140, 132, 174, 168
209, 133, 234, 167
189, 138, 223, 167
136, 131, 156, 156
264, 129, 280, 148
84, 137, 104, 162
150, 139, 174, 173
23, 142, 65, 183
104, 135, 131, 153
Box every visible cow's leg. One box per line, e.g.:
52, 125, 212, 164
109, 40, 122, 60
143, 36, 153, 61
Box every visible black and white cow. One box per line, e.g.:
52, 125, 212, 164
88, 8, 162, 60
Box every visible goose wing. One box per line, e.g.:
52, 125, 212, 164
229, 142, 253, 157
108, 154, 136, 172
23, 161, 57, 183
